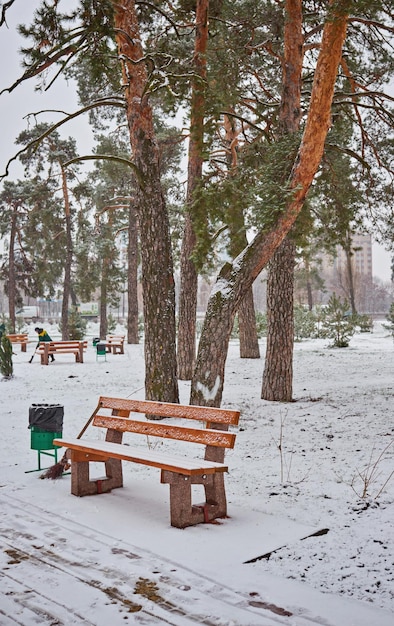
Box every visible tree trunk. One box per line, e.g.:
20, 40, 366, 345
238, 289, 260, 358
224, 114, 260, 359
99, 254, 109, 339
261, 238, 295, 401
262, 0, 303, 401
177, 213, 198, 378
305, 258, 313, 310
190, 2, 349, 407
60, 165, 72, 340
114, 1, 178, 403
177, 0, 209, 380
127, 202, 139, 344
344, 239, 357, 314
8, 207, 17, 332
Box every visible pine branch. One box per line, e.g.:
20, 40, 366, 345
0, 99, 125, 180
0, 0, 16, 27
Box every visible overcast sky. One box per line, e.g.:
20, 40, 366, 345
0, 1, 392, 282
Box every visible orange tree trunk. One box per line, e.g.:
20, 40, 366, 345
190, 2, 349, 407
113, 1, 178, 403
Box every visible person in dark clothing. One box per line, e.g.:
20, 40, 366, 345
34, 327, 55, 362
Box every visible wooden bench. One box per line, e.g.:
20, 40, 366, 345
53, 396, 240, 528
6, 333, 29, 352
105, 335, 125, 354
37, 340, 88, 365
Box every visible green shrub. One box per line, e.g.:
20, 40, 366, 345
107, 313, 117, 334
320, 294, 356, 348
0, 335, 13, 379
383, 302, 394, 338
231, 311, 267, 339
58, 309, 87, 340
356, 314, 373, 333
294, 305, 316, 341
255, 311, 267, 338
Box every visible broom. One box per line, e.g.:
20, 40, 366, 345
40, 402, 102, 479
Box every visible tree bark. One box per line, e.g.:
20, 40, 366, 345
224, 114, 260, 359
261, 0, 303, 401
8, 206, 17, 332
99, 263, 108, 339
261, 238, 295, 401
127, 202, 139, 343
60, 165, 72, 340
177, 0, 209, 380
344, 236, 357, 314
113, 0, 178, 403
191, 2, 349, 407
238, 288, 260, 358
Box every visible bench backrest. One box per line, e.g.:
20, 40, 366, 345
7, 333, 28, 341
93, 396, 240, 462
38, 340, 88, 348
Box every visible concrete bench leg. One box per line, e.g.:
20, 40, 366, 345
161, 471, 228, 528
70, 450, 123, 496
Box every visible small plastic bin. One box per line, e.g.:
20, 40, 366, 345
96, 341, 107, 360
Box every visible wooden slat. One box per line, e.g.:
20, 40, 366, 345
52, 438, 228, 476
93, 415, 236, 448
98, 396, 240, 425
7, 334, 28, 341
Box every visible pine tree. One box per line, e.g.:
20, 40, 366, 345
320, 294, 356, 348
0, 335, 13, 379
383, 302, 394, 339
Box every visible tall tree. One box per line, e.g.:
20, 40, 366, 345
262, 0, 303, 402
0, 178, 64, 329
113, 1, 179, 403
191, 0, 349, 407
177, 0, 209, 380
16, 124, 80, 339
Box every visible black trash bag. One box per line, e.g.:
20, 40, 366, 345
28, 404, 64, 432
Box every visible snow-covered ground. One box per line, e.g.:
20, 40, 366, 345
0, 320, 393, 625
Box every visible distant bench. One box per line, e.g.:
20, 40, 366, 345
37, 340, 88, 365
105, 335, 125, 354
53, 396, 240, 528
7, 333, 29, 352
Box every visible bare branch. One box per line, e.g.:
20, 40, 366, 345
0, 0, 16, 27
63, 154, 143, 187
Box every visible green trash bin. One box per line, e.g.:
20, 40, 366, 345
96, 341, 106, 361
27, 404, 64, 472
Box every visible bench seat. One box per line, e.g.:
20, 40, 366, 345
52, 437, 228, 475
52, 396, 239, 528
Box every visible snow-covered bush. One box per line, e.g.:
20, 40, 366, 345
294, 305, 316, 341
383, 302, 394, 338
320, 294, 356, 348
